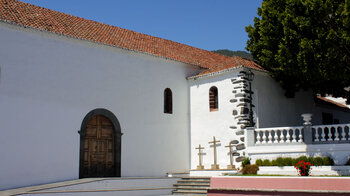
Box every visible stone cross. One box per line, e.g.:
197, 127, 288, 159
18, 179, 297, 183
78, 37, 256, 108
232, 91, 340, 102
225, 143, 236, 170
208, 136, 220, 170
195, 144, 205, 170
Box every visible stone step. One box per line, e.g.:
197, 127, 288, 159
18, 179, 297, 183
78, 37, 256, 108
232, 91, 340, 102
174, 184, 210, 188
172, 193, 207, 196
181, 177, 211, 180
173, 187, 209, 190
172, 177, 211, 195
172, 189, 208, 195
177, 180, 210, 184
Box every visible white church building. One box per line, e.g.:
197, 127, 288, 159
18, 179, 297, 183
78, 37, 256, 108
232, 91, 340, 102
1, 0, 350, 190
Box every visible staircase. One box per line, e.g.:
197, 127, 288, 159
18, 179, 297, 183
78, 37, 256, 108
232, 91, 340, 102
172, 177, 210, 195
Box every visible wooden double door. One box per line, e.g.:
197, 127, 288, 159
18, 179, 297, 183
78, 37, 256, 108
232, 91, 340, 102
81, 115, 116, 177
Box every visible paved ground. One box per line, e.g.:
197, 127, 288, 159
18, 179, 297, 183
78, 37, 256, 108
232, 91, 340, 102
0, 177, 179, 196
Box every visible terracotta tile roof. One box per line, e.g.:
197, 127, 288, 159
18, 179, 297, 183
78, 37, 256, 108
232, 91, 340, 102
316, 95, 350, 110
0, 0, 264, 75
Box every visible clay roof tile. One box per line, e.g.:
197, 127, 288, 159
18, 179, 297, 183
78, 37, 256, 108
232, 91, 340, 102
0, 0, 264, 75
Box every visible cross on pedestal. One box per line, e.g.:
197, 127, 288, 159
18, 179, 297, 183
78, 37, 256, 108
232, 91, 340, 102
225, 143, 236, 170
208, 136, 220, 170
195, 144, 205, 170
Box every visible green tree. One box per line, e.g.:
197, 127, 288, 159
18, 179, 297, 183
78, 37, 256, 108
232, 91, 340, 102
246, 0, 350, 102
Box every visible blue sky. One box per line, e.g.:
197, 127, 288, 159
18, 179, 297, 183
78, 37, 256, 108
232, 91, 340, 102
20, 0, 263, 52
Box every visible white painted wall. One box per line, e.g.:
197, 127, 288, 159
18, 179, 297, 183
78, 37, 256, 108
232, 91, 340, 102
190, 71, 241, 170
0, 23, 198, 190
253, 71, 350, 127
253, 71, 316, 127
247, 143, 350, 165
253, 71, 350, 128
190, 68, 350, 171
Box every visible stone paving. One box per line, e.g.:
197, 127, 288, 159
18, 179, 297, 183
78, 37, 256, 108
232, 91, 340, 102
0, 177, 179, 196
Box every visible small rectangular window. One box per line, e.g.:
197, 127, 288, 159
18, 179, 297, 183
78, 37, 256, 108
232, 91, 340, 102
164, 88, 173, 114
209, 86, 218, 111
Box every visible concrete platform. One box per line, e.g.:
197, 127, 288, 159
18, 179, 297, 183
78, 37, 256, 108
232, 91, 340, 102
190, 169, 238, 177
0, 177, 179, 196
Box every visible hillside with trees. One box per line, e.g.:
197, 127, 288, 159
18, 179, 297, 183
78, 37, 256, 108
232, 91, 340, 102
212, 49, 253, 60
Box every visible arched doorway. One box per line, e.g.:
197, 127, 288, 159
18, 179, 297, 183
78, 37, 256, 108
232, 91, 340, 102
79, 109, 122, 178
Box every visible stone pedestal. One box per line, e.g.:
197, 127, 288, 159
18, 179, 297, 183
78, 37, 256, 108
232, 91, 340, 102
196, 165, 204, 170
211, 164, 220, 170
227, 165, 235, 170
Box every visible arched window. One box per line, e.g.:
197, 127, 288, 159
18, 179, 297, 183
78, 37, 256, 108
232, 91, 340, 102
209, 86, 218, 111
164, 88, 173, 114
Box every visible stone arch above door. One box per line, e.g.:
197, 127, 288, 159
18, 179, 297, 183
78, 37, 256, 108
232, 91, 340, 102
79, 108, 122, 178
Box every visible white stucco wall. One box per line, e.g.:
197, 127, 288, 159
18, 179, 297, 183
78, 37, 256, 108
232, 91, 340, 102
253, 71, 350, 127
190, 71, 242, 170
248, 143, 350, 165
253, 71, 315, 127
0, 23, 198, 190
190, 68, 350, 171
311, 105, 350, 125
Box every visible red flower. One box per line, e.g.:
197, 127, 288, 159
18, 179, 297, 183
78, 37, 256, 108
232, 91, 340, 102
295, 160, 313, 176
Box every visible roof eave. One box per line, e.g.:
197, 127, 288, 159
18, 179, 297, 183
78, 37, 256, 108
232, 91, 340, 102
187, 66, 267, 80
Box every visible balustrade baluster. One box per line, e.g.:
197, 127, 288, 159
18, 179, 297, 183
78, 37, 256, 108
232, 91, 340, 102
285, 129, 291, 143
292, 129, 297, 142
268, 130, 273, 143
327, 127, 332, 141
321, 127, 326, 141
280, 129, 285, 143
274, 130, 279, 143
298, 129, 303, 142
314, 128, 319, 142
341, 126, 346, 141
255, 131, 260, 144
262, 131, 267, 144
334, 126, 340, 141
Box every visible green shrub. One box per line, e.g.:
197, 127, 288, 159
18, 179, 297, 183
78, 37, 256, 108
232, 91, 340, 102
308, 157, 314, 163
262, 159, 271, 166
257, 156, 333, 167
297, 156, 309, 163
241, 158, 251, 168
313, 157, 323, 166
255, 159, 263, 166
276, 157, 284, 166
291, 158, 298, 166
271, 159, 277, 166
283, 157, 293, 166
322, 157, 334, 165
241, 164, 259, 175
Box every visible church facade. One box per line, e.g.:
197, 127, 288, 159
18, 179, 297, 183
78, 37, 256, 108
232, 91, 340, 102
1, 0, 350, 190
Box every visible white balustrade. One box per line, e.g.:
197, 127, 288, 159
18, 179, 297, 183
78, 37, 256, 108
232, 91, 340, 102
254, 127, 304, 144
298, 128, 303, 142
261, 131, 267, 144
312, 124, 350, 143
273, 130, 279, 143
314, 128, 320, 142
279, 129, 285, 143
291, 129, 297, 142
251, 124, 350, 145
255, 130, 261, 144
